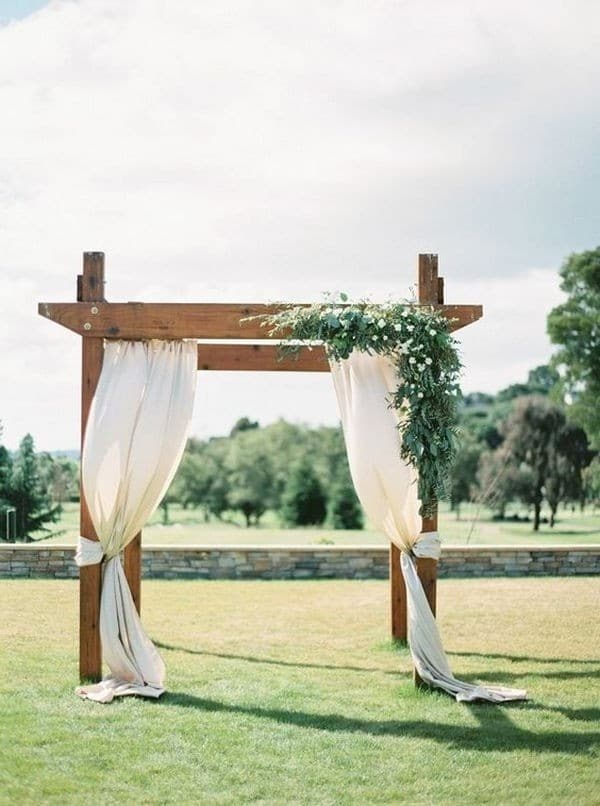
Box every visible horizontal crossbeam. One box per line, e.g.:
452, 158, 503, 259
38, 301, 482, 339
197, 344, 328, 371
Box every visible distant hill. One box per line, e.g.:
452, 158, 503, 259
49, 449, 80, 460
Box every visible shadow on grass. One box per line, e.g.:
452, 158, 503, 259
448, 650, 600, 666
160, 692, 600, 755
459, 668, 600, 683
153, 639, 402, 676
154, 640, 599, 683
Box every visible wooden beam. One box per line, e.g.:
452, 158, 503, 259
38, 301, 483, 339
198, 344, 329, 371
78, 252, 105, 683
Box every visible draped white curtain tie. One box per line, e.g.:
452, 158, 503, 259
75, 339, 197, 703
75, 536, 104, 567
330, 350, 527, 703
411, 531, 441, 560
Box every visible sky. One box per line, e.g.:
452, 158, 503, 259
1, 0, 599, 451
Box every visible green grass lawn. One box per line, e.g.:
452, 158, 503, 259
37, 501, 600, 547
1, 577, 598, 803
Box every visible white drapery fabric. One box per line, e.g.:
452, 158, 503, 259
75, 339, 197, 703
330, 350, 527, 702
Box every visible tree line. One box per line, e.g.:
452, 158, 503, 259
162, 418, 363, 530
451, 369, 597, 529
449, 246, 600, 530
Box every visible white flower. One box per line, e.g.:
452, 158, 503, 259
372, 334, 378, 341
409, 356, 416, 364
429, 329, 436, 336
393, 323, 402, 332
425, 357, 432, 365
383, 335, 388, 341
402, 309, 410, 317
405, 338, 413, 346
406, 324, 414, 332
377, 318, 386, 328
418, 364, 425, 372
417, 392, 424, 399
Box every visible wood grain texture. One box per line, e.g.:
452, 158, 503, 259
198, 344, 329, 371
123, 533, 142, 614
38, 301, 483, 339
79, 253, 105, 682
413, 253, 441, 688
418, 253, 439, 304
390, 544, 407, 641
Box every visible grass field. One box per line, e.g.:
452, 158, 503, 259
1, 577, 599, 803
37, 501, 600, 547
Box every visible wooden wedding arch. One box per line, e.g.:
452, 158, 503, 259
39, 252, 482, 683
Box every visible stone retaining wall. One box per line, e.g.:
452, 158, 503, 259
1, 544, 599, 579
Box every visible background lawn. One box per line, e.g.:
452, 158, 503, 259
36, 501, 600, 547
0, 577, 598, 804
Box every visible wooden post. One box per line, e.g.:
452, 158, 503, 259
390, 543, 407, 640
413, 253, 440, 687
78, 252, 105, 682
390, 253, 442, 642
124, 533, 142, 614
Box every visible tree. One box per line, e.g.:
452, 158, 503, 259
496, 365, 560, 403
545, 422, 591, 526
10, 434, 58, 540
502, 397, 591, 530
526, 364, 560, 395
582, 457, 600, 508
547, 247, 600, 447
449, 432, 481, 519
226, 430, 275, 526
169, 445, 229, 521
281, 460, 327, 526
476, 448, 535, 520
503, 398, 565, 530
229, 417, 259, 436
38, 454, 79, 506
329, 477, 363, 529
0, 445, 12, 507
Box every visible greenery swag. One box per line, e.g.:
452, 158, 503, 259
256, 296, 462, 515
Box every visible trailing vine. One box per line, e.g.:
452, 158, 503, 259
254, 295, 462, 515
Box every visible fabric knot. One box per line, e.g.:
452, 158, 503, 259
75, 536, 104, 567
412, 530, 441, 560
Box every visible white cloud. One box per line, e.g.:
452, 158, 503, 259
0, 0, 597, 449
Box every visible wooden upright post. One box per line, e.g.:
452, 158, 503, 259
413, 253, 440, 686
123, 533, 142, 614
78, 252, 105, 681
390, 543, 407, 640
390, 254, 442, 641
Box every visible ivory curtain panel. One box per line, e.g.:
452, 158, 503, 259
75, 339, 197, 703
330, 350, 527, 702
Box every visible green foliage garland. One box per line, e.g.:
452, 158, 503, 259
255, 296, 462, 515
